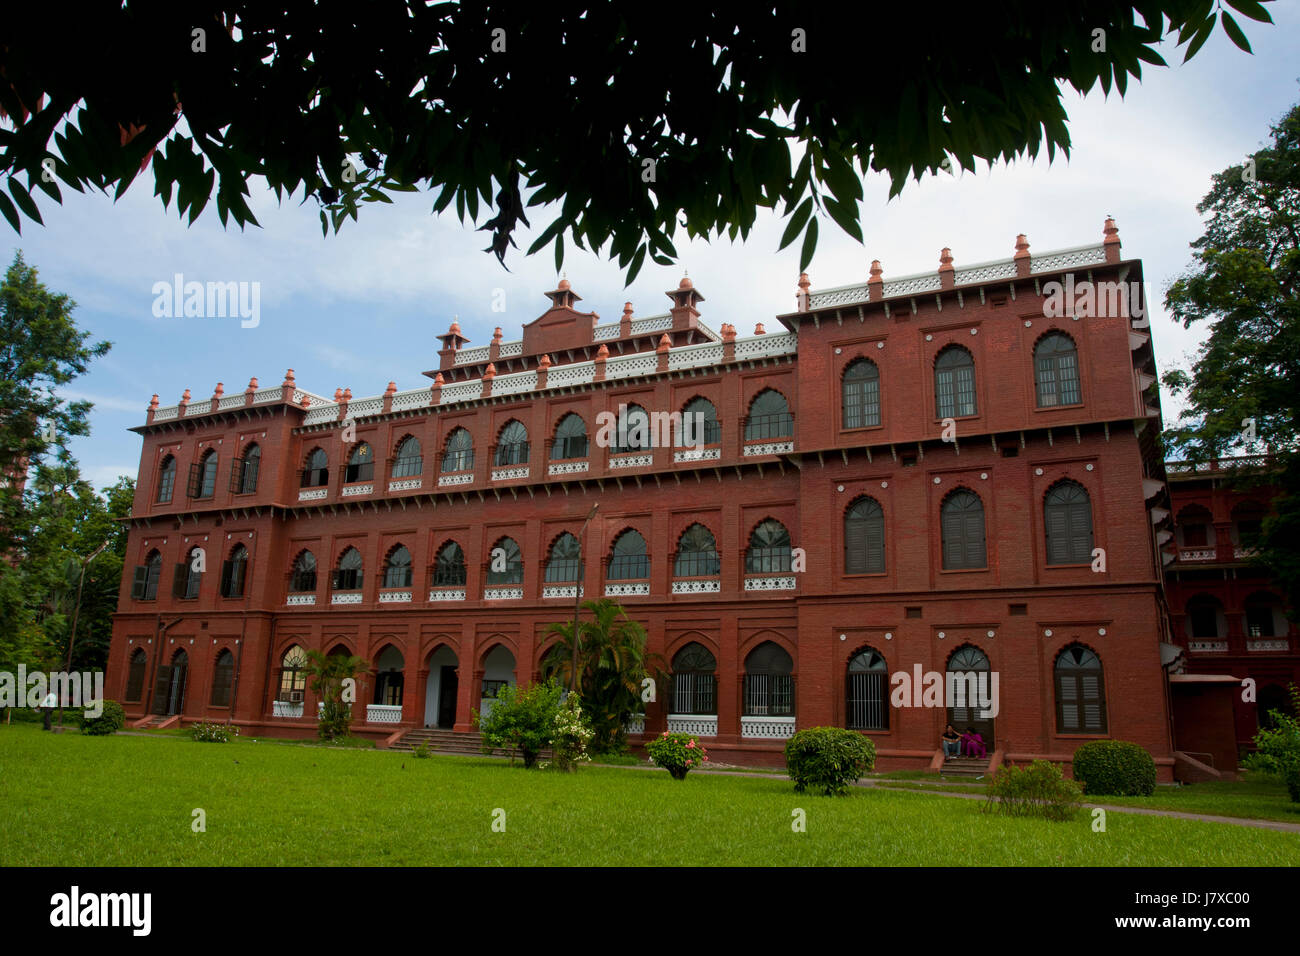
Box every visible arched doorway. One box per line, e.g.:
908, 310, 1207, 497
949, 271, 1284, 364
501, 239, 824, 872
424, 645, 459, 728
946, 645, 994, 748
153, 647, 189, 716
372, 645, 405, 706
479, 645, 516, 718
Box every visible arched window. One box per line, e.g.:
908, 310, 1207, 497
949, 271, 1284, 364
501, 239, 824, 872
156, 455, 176, 503
671, 643, 717, 715
373, 646, 405, 707
1045, 481, 1093, 565
745, 389, 793, 440
290, 551, 317, 592
678, 397, 720, 446
545, 533, 581, 583
746, 518, 792, 574
551, 414, 589, 460
221, 545, 249, 598
345, 442, 374, 483
487, 537, 523, 585
278, 646, 308, 702
234, 443, 260, 495
947, 645, 993, 739
189, 449, 219, 499
1233, 502, 1267, 551
935, 346, 977, 418
1186, 595, 1223, 639
847, 647, 888, 730
1055, 645, 1106, 733
941, 490, 986, 570
845, 497, 885, 574
1244, 591, 1283, 638
433, 541, 467, 587
613, 404, 651, 454
441, 428, 473, 473
495, 420, 529, 466
842, 358, 881, 429
174, 546, 203, 599
608, 529, 649, 580
332, 547, 363, 591
674, 523, 720, 577
392, 437, 422, 478
133, 551, 163, 601
1034, 333, 1081, 407
744, 642, 794, 716
383, 545, 413, 588
210, 649, 235, 707
301, 448, 328, 488
1177, 505, 1213, 549
125, 649, 148, 702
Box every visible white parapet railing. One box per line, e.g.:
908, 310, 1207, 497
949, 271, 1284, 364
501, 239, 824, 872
667, 715, 718, 736
366, 704, 404, 724
624, 715, 646, 735
272, 700, 304, 719
741, 716, 796, 739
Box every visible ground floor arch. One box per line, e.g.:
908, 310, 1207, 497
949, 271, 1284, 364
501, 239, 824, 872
424, 645, 459, 728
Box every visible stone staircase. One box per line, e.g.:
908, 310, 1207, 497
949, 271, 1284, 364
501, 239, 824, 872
391, 727, 551, 760
130, 714, 179, 730
940, 755, 991, 779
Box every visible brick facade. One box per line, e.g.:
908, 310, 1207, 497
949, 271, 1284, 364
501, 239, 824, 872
109, 221, 1178, 777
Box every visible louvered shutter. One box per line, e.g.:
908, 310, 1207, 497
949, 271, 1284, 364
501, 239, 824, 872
146, 561, 161, 599
1081, 672, 1105, 731
845, 513, 869, 573
186, 462, 202, 497
1068, 496, 1093, 563
942, 507, 963, 569
152, 666, 171, 715
864, 511, 885, 572
229, 459, 242, 494
232, 558, 246, 597
963, 507, 985, 568
210, 656, 233, 707
220, 560, 234, 597
1057, 673, 1079, 731
172, 563, 188, 598
1046, 500, 1070, 564
131, 566, 148, 599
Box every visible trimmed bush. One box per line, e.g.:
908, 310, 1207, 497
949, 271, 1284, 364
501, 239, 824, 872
1072, 740, 1157, 796
983, 759, 1082, 821
191, 721, 239, 743
80, 700, 126, 736
646, 732, 708, 779
784, 727, 875, 796
474, 680, 563, 768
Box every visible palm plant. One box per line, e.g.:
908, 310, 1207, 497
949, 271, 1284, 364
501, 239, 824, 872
304, 648, 369, 741
542, 598, 663, 752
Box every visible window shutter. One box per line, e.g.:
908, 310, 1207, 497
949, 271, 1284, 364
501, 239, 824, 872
955, 366, 976, 416
935, 370, 954, 419
865, 512, 885, 573
1081, 673, 1104, 731
152, 666, 172, 715
845, 515, 869, 573
942, 509, 962, 569
172, 563, 188, 598
1046, 502, 1069, 564
229, 458, 243, 494
963, 509, 985, 568
146, 561, 161, 599
186, 463, 202, 498
1057, 673, 1079, 732
220, 560, 233, 597
1068, 497, 1093, 563
132, 565, 148, 599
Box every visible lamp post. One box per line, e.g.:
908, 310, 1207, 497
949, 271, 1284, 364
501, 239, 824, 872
58, 538, 111, 731
570, 502, 600, 694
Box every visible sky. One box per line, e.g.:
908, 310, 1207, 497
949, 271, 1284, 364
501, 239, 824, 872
7, 10, 1299, 494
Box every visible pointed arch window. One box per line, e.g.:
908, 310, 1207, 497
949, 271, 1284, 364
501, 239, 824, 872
843, 358, 881, 429
847, 648, 888, 730
608, 529, 649, 580
278, 646, 308, 702
746, 519, 792, 574
678, 397, 721, 446
495, 421, 529, 466
1055, 645, 1107, 733
487, 537, 523, 585
941, 490, 986, 570
551, 414, 589, 460
545, 533, 581, 583
210, 649, 235, 707
433, 541, 467, 587
345, 443, 374, 483
156, 455, 176, 503
674, 524, 720, 577
173, 546, 203, 599
745, 390, 793, 441
132, 551, 163, 601
188, 449, 219, 499
935, 347, 977, 418
441, 428, 473, 473
301, 448, 328, 488
1034, 333, 1081, 407
845, 497, 885, 574
332, 547, 363, 591
613, 404, 652, 453
383, 545, 413, 588
671, 643, 717, 715
290, 551, 317, 592
221, 545, 249, 598
125, 649, 148, 702
1045, 481, 1094, 564
393, 437, 422, 478
232, 443, 260, 494
744, 642, 794, 716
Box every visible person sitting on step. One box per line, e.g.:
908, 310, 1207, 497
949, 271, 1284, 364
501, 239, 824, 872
961, 726, 986, 759
941, 723, 962, 758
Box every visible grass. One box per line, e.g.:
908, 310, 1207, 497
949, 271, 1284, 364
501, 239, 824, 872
1, 723, 1296, 866
1086, 774, 1300, 824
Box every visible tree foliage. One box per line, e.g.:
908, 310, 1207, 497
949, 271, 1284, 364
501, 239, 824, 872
1162, 100, 1300, 610
0, 3, 1275, 278
541, 598, 661, 753
304, 649, 369, 741
474, 679, 564, 768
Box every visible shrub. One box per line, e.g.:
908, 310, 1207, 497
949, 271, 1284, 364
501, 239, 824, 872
413, 742, 432, 759
983, 759, 1082, 821
79, 700, 125, 736
191, 721, 239, 743
552, 693, 594, 771
784, 727, 875, 796
474, 680, 563, 768
1243, 684, 1300, 803
646, 731, 708, 779
1071, 740, 1157, 796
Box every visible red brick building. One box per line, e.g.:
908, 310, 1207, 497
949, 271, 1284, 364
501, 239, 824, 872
1164, 457, 1298, 765
108, 219, 1180, 776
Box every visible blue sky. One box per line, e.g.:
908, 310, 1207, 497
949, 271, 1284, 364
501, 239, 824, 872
8, 11, 1299, 493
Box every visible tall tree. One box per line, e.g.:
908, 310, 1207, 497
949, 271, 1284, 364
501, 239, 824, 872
1162, 99, 1300, 610
0, 3, 1276, 278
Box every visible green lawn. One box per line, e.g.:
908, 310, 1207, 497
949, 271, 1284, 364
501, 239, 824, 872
1, 723, 1295, 866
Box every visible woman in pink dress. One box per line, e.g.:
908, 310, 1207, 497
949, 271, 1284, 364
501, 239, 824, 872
961, 726, 986, 758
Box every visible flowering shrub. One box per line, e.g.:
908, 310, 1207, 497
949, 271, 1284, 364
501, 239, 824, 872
646, 731, 709, 780
191, 721, 239, 743
552, 694, 595, 771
